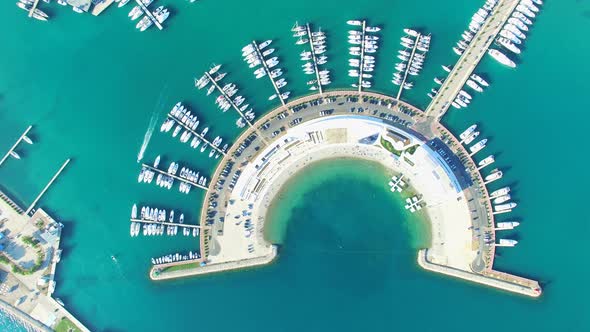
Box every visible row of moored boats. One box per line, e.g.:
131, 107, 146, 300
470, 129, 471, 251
16, 0, 50, 21
347, 20, 381, 89
452, 0, 500, 56
137, 154, 209, 194
130, 204, 199, 237
125, 0, 169, 32
392, 28, 431, 90
459, 125, 520, 247
161, 102, 228, 158
292, 22, 332, 90
489, 0, 542, 68
151, 251, 201, 265
430, 65, 489, 109
242, 41, 291, 103
195, 65, 256, 129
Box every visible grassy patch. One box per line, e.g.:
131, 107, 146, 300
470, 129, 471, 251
405, 144, 419, 155
21, 236, 39, 247
380, 137, 402, 156
55, 317, 82, 332
162, 262, 200, 273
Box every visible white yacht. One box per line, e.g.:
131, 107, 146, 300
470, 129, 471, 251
496, 37, 521, 55
466, 79, 483, 92
469, 138, 488, 154
496, 221, 520, 229
490, 187, 510, 198
470, 73, 489, 87
459, 124, 477, 140
494, 194, 511, 204
485, 169, 503, 182
496, 239, 518, 246
488, 49, 516, 68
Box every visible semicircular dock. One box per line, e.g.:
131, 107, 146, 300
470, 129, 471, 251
149, 0, 542, 297
150, 91, 541, 298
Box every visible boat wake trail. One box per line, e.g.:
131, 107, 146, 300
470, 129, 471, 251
137, 85, 168, 163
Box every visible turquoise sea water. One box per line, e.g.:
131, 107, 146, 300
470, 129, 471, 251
1, 0, 589, 331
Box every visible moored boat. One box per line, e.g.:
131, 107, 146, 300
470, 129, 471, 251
488, 49, 516, 68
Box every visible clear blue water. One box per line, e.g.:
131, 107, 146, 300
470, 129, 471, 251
1, 0, 589, 330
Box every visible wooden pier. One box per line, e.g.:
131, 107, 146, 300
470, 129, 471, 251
25, 159, 70, 215
357, 20, 367, 93
396, 32, 422, 100
130, 218, 209, 229
305, 23, 324, 95
141, 163, 209, 191
134, 0, 163, 30
0, 125, 32, 168
252, 40, 287, 107
166, 113, 227, 156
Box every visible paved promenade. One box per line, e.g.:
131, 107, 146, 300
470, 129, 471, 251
418, 249, 541, 297
426, 0, 520, 119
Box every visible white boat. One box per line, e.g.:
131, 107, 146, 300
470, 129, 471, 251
521, 0, 540, 12
442, 65, 452, 72
131, 204, 137, 219
459, 124, 477, 140
488, 49, 516, 68
9, 151, 20, 159
470, 73, 489, 87
258, 40, 272, 49
512, 11, 533, 25
500, 29, 522, 44
466, 79, 483, 92
485, 169, 503, 182
490, 187, 510, 198
404, 28, 419, 37
459, 90, 472, 100
495, 203, 517, 212
497, 239, 518, 246
505, 24, 526, 40
469, 138, 487, 154
347, 20, 362, 26
516, 4, 536, 18
508, 17, 529, 31
118, 0, 130, 7
209, 64, 222, 74
129, 6, 143, 20
478, 155, 495, 167
496, 221, 520, 229
463, 131, 479, 145
153, 155, 161, 168
496, 37, 521, 54
494, 194, 511, 204
155, 8, 169, 24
